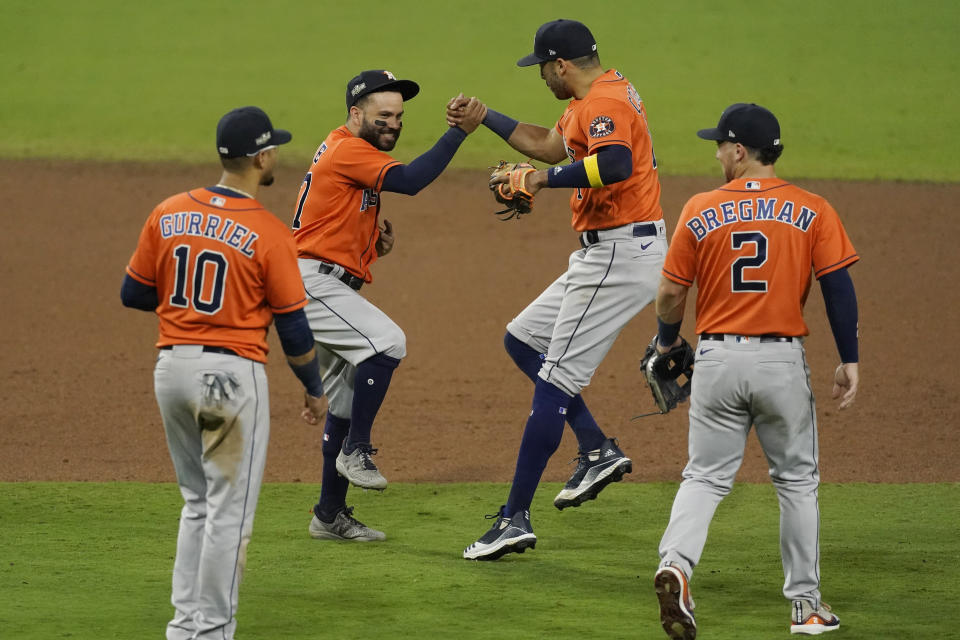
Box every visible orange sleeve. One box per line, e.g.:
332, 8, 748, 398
335, 138, 401, 191
261, 225, 308, 314
126, 207, 160, 285
811, 199, 859, 278
579, 96, 635, 154
662, 198, 700, 287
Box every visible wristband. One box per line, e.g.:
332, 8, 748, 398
483, 108, 519, 141
657, 318, 682, 348
290, 353, 324, 397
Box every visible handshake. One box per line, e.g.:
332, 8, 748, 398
445, 93, 487, 134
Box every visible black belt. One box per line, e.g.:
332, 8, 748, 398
317, 263, 364, 290
701, 333, 794, 343
161, 345, 240, 356
580, 222, 658, 248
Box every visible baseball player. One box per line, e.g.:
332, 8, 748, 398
451, 19, 667, 560
121, 106, 328, 640
294, 70, 486, 541
651, 103, 859, 638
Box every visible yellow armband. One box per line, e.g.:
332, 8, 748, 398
584, 154, 604, 188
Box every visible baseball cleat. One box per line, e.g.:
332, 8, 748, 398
309, 507, 385, 542
654, 563, 697, 639
554, 437, 632, 510
790, 600, 839, 635
336, 444, 387, 490
463, 507, 536, 560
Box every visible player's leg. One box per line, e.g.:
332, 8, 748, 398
538, 242, 660, 507
655, 340, 750, 639
343, 351, 401, 454
192, 355, 269, 640
751, 341, 825, 608
463, 377, 569, 560
312, 347, 352, 520
503, 329, 605, 450
300, 268, 406, 490
505, 271, 607, 450
155, 351, 206, 640
307, 349, 385, 541
658, 341, 751, 573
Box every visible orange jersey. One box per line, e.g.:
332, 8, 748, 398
126, 188, 308, 362
556, 69, 663, 231
292, 126, 400, 283
662, 178, 858, 336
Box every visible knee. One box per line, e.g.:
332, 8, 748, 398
537, 366, 584, 397
381, 324, 407, 360
504, 331, 539, 363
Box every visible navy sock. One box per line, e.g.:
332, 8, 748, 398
315, 413, 350, 521
503, 332, 606, 452
344, 353, 401, 454
505, 378, 572, 514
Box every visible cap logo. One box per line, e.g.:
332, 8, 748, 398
773, 138, 781, 145
592, 44, 597, 51
728, 130, 736, 138
589, 115, 615, 138
383, 70, 396, 80
218, 146, 229, 154
351, 82, 366, 97
255, 131, 271, 145
548, 49, 556, 55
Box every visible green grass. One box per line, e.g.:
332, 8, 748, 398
1, 1, 958, 180
1, 482, 957, 638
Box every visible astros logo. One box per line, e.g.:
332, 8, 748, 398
589, 115, 614, 138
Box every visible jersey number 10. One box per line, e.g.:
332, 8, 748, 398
169, 244, 229, 314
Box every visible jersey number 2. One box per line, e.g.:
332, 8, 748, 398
170, 245, 228, 314
730, 231, 768, 292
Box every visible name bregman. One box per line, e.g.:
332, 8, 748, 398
686, 198, 817, 241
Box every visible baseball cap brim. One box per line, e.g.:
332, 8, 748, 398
517, 52, 548, 67
696, 127, 725, 141
273, 129, 293, 145
372, 79, 421, 102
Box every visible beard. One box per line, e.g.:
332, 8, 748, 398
543, 67, 572, 100
358, 118, 401, 151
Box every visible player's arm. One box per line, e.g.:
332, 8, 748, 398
274, 308, 328, 422
491, 143, 632, 199
445, 96, 567, 164
481, 108, 568, 164
818, 267, 859, 409
655, 276, 690, 352
380, 99, 485, 196
545, 144, 632, 188
120, 273, 158, 311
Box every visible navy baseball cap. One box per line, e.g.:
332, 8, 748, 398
517, 19, 597, 67
216, 106, 291, 158
346, 70, 420, 109
697, 103, 781, 149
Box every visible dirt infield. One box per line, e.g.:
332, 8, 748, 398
1, 159, 956, 484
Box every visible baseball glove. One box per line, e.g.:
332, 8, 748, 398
640, 336, 694, 414
489, 160, 536, 220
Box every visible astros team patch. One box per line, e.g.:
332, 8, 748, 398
589, 115, 614, 138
